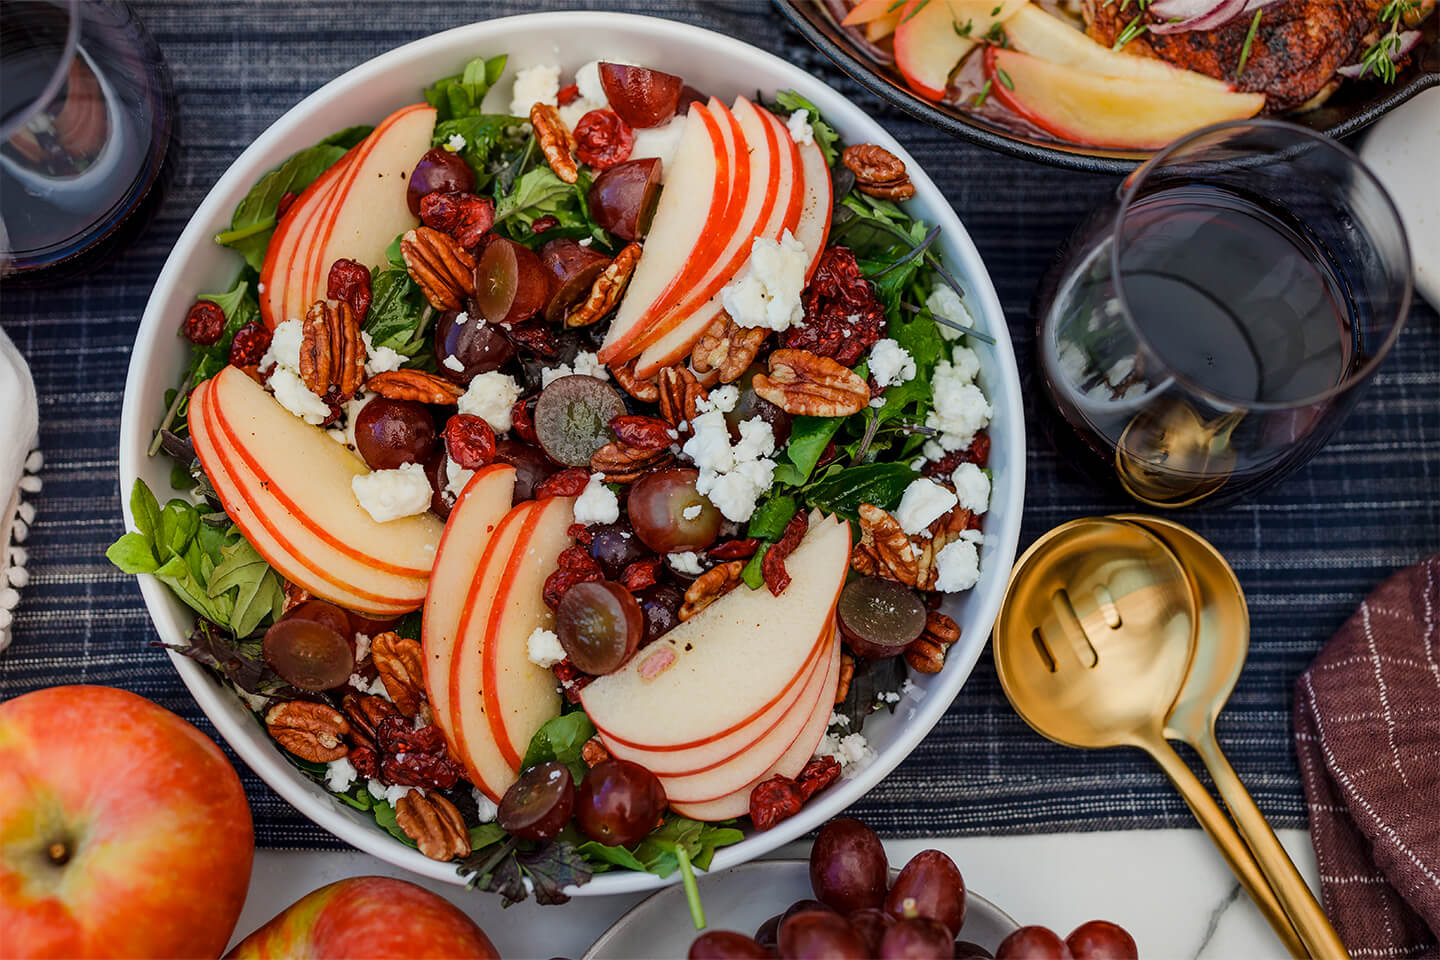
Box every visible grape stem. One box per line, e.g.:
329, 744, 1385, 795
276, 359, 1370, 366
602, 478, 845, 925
662, 841, 706, 930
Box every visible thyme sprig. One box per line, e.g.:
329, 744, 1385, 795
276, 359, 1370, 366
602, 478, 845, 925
1356, 0, 1421, 83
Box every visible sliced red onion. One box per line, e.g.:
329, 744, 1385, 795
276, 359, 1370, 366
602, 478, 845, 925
1149, 0, 1249, 35
1337, 30, 1422, 77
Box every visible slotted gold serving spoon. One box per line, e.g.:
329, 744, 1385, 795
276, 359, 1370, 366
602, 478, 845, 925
993, 518, 1306, 958
1113, 515, 1347, 960
1115, 401, 1246, 508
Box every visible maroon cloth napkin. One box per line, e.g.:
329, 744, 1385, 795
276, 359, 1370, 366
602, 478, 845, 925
1293, 554, 1440, 958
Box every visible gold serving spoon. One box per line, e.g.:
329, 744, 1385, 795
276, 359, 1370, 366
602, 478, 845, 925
1113, 515, 1348, 960
1115, 401, 1246, 508
994, 518, 1305, 958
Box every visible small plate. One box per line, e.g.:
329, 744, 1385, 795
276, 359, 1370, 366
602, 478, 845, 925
583, 859, 1019, 958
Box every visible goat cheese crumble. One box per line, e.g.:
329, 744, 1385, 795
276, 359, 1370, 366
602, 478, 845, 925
362, 331, 405, 377
926, 283, 973, 342
695, 384, 739, 415
668, 551, 703, 575
444, 457, 475, 500
573, 473, 620, 525
542, 351, 610, 387
526, 627, 566, 668
934, 537, 981, 593
269, 366, 333, 425
631, 115, 687, 176
868, 338, 916, 389
816, 731, 876, 778
457, 371, 522, 432
510, 63, 561, 116
951, 462, 990, 515
368, 780, 418, 806
325, 756, 358, 793
894, 477, 958, 537
926, 345, 992, 452
682, 504, 702, 521
786, 109, 814, 146
682, 410, 776, 522
472, 788, 499, 823
352, 462, 433, 523
719, 230, 810, 333
445, 132, 467, 151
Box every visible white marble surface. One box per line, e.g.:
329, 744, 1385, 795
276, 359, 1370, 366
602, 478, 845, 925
1360, 86, 1440, 312
229, 828, 1320, 958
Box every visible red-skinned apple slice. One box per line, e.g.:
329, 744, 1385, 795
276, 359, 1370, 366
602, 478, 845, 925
422, 463, 517, 753
580, 514, 850, 749
448, 502, 535, 800
671, 626, 842, 821
596, 102, 733, 365
794, 137, 833, 281
479, 495, 573, 769
894, 0, 1027, 101
259, 147, 355, 328
842, 0, 896, 25
189, 380, 421, 615
207, 365, 443, 577
985, 47, 1265, 150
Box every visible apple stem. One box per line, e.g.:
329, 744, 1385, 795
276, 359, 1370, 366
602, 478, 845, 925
674, 845, 706, 931
47, 841, 70, 865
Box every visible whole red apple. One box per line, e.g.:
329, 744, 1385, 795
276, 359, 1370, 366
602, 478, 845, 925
226, 877, 499, 959
0, 685, 254, 958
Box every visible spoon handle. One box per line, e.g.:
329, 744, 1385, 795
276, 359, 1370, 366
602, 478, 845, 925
1145, 739, 1308, 958
1193, 730, 1350, 960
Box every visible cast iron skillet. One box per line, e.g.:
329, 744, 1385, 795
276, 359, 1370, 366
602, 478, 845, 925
776, 0, 1440, 174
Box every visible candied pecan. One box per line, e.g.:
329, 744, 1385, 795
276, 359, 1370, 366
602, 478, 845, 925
581, 736, 611, 767
574, 109, 634, 170
444, 414, 497, 469
400, 226, 477, 311
708, 538, 759, 561
690, 310, 767, 384
265, 701, 349, 763
843, 143, 914, 201
610, 414, 676, 450
229, 322, 271, 368
679, 561, 744, 621
591, 441, 674, 483
790, 246, 885, 367
511, 396, 540, 446
567, 243, 640, 328
553, 658, 594, 703
395, 791, 470, 862
501, 319, 558, 356
905, 610, 960, 674
535, 467, 591, 499
750, 776, 804, 831
754, 349, 869, 418
796, 756, 842, 801
761, 511, 809, 597
371, 632, 425, 718
301, 300, 366, 403
835, 651, 855, 705
922, 431, 990, 478
327, 258, 372, 321
419, 191, 494, 250
342, 692, 402, 743
852, 503, 922, 588
183, 300, 225, 346
620, 557, 663, 592
530, 102, 578, 184
531, 214, 559, 233
382, 751, 464, 790
657, 365, 706, 427
544, 545, 605, 610
366, 369, 465, 405
612, 358, 659, 402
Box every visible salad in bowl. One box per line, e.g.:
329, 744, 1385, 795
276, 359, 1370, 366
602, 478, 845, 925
112, 13, 1022, 904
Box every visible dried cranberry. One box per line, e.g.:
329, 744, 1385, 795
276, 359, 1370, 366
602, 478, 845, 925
374, 715, 447, 754
535, 467, 591, 499
922, 431, 991, 478
761, 511, 809, 597
420, 191, 495, 250
511, 396, 540, 447
553, 658, 594, 703
228, 322, 272, 367
750, 776, 805, 831
502, 320, 559, 356
557, 83, 580, 106
276, 190, 298, 219
327, 258, 372, 321
543, 545, 605, 610
787, 246, 885, 367
708, 538, 759, 561
381, 751, 463, 790
796, 756, 842, 801
574, 109, 635, 170
182, 300, 226, 346
619, 557, 663, 592
609, 414, 675, 450
349, 743, 380, 779
531, 214, 560, 234
443, 414, 497, 470
568, 522, 595, 545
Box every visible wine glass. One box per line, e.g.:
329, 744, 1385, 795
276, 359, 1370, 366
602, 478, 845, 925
1032, 119, 1412, 508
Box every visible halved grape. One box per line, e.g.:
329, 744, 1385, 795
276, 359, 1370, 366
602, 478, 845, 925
533, 374, 626, 467
836, 577, 928, 660
354, 398, 438, 470
497, 760, 575, 842
284, 599, 353, 640
588, 158, 662, 241
474, 236, 552, 326
540, 238, 612, 324
557, 581, 642, 676
434, 308, 517, 385
575, 759, 667, 847
263, 616, 354, 691
954, 943, 995, 960
598, 63, 684, 128
628, 468, 722, 553
407, 148, 475, 215
754, 915, 783, 951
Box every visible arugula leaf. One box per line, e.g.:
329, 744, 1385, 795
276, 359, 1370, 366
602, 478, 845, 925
772, 90, 840, 166
804, 462, 918, 519
521, 712, 597, 783
634, 816, 745, 875
425, 55, 509, 122
575, 840, 647, 872
772, 416, 844, 487
209, 538, 284, 639
364, 268, 432, 358
320, 125, 373, 149
741, 546, 768, 590
433, 114, 527, 188
746, 495, 797, 541
494, 166, 580, 228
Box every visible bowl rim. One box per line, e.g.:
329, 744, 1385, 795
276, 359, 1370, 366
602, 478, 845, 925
773, 0, 1440, 176
118, 9, 1026, 897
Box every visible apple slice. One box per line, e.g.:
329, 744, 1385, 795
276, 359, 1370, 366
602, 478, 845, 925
581, 514, 850, 749
259, 147, 355, 328
671, 626, 842, 821
422, 463, 517, 753
480, 495, 573, 769
1002, 5, 1235, 92
894, 0, 1027, 101
596, 103, 732, 365
189, 380, 422, 615
449, 502, 535, 800
842, 0, 896, 25
658, 629, 836, 803
794, 137, 833, 281
867, 10, 902, 41
985, 47, 1265, 150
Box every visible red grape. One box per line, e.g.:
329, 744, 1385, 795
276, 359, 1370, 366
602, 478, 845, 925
540, 238, 611, 323
474, 236, 552, 326
881, 917, 955, 959
557, 581, 643, 675
1064, 921, 1137, 960
777, 910, 869, 960
836, 577, 928, 660
434, 308, 516, 385
754, 914, 783, 951
263, 617, 353, 692
628, 468, 722, 553
810, 817, 889, 912
636, 583, 685, 646
492, 437, 558, 504
533, 375, 627, 467
688, 931, 770, 959
284, 599, 353, 641
676, 84, 707, 115
588, 158, 662, 241
848, 908, 895, 956
588, 523, 653, 579
598, 63, 684, 128
354, 398, 437, 470
423, 451, 454, 519
575, 759, 667, 847
497, 760, 575, 842
995, 927, 1073, 960
885, 850, 967, 937
724, 364, 792, 446
407, 148, 475, 215
783, 899, 839, 924
954, 942, 994, 960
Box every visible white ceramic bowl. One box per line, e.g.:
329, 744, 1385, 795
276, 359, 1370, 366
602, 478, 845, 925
119, 11, 1026, 897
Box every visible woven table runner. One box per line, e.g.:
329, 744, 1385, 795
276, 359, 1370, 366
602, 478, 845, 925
0, 0, 1436, 848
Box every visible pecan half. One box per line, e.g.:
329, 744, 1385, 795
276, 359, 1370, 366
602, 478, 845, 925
265, 701, 350, 763
342, 692, 402, 744
371, 631, 426, 718
843, 143, 914, 201
690, 310, 767, 384
753, 349, 869, 418
300, 300, 366, 403
531, 102, 578, 184
835, 651, 855, 705
591, 440, 674, 483
905, 610, 960, 674
395, 791, 471, 862
400, 226, 477, 311
365, 369, 465, 405
613, 358, 659, 402
657, 365, 707, 427
567, 242, 640, 327
852, 503, 922, 588
282, 580, 311, 614
582, 737, 611, 767
610, 414, 676, 450
679, 560, 745, 621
